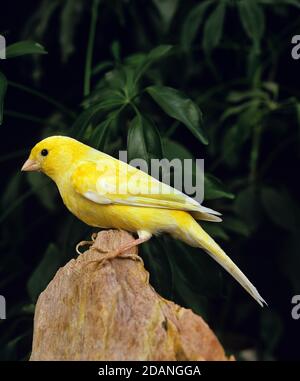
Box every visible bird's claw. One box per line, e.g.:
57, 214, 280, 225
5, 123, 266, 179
76, 240, 94, 255
75, 233, 146, 282
75, 232, 108, 255
81, 251, 144, 271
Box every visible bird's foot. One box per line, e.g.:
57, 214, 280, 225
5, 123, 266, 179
76, 232, 148, 282
75, 232, 109, 256
81, 251, 144, 272
76, 240, 94, 255
88, 234, 150, 270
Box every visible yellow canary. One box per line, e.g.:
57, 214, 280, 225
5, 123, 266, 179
22, 136, 266, 306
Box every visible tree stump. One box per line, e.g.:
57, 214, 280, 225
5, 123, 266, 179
30, 230, 232, 361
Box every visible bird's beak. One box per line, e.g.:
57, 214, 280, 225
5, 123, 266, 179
21, 158, 40, 172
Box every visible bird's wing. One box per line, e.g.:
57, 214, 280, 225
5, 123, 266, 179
71, 160, 221, 220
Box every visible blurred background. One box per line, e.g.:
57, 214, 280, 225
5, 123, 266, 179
1, 0, 300, 361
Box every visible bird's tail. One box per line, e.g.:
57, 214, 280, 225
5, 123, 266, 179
175, 215, 267, 307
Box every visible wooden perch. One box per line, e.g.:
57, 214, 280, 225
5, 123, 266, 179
30, 230, 232, 361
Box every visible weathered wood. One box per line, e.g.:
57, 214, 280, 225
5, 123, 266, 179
30, 230, 232, 361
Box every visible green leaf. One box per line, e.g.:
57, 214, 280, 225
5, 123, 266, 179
27, 243, 61, 302
234, 186, 262, 231
6, 41, 47, 58
163, 139, 193, 160
0, 72, 8, 125
260, 310, 283, 354
202, 2, 226, 53
221, 124, 247, 168
111, 40, 121, 62
21, 304, 35, 315
201, 221, 229, 241
127, 114, 163, 163
221, 101, 260, 168
90, 118, 111, 151
169, 238, 223, 298
173, 274, 210, 318
181, 0, 212, 50
140, 239, 173, 298
60, 0, 83, 62
72, 93, 123, 139
82, 88, 124, 109
123, 67, 138, 100
221, 100, 259, 122
146, 85, 208, 145
283, 232, 300, 292
153, 0, 179, 31
125, 52, 147, 67
0, 173, 32, 225
262, 82, 279, 99
260, 187, 297, 232
101, 66, 138, 101
24, 0, 60, 41
92, 61, 113, 76
204, 175, 234, 200
1, 173, 22, 208
238, 0, 265, 51
1, 333, 30, 361
131, 45, 173, 81
146, 44, 173, 62
227, 89, 268, 103
163, 140, 232, 200
223, 216, 250, 237
280, 0, 300, 9
246, 45, 262, 79
71, 104, 103, 139
26, 173, 57, 212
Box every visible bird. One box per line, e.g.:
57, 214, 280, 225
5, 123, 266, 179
21, 135, 266, 306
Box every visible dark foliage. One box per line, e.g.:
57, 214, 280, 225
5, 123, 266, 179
1, 0, 300, 360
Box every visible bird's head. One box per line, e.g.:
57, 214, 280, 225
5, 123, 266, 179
21, 136, 89, 181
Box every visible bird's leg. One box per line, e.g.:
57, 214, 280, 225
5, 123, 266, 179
107, 230, 152, 258
113, 234, 151, 256
82, 231, 152, 269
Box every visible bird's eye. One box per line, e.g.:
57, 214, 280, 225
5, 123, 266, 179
41, 149, 48, 157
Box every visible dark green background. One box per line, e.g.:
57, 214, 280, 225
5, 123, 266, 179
1, 0, 300, 360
